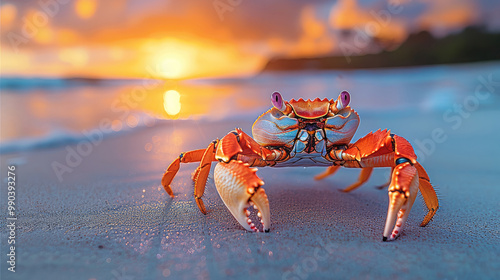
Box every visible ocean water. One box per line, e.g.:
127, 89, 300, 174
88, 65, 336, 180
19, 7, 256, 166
1, 61, 499, 154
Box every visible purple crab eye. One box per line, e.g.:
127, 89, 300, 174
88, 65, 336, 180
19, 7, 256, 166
335, 90, 351, 111
271, 91, 286, 111
340, 91, 350, 107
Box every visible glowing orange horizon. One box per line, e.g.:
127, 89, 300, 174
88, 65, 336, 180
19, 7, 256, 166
0, 37, 267, 79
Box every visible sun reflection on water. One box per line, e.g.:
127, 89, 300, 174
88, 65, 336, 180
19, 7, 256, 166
163, 90, 181, 116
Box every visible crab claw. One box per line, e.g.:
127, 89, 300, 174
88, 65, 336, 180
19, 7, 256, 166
214, 160, 270, 232
383, 162, 418, 241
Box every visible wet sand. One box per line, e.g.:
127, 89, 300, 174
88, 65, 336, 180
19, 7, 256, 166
1, 107, 499, 279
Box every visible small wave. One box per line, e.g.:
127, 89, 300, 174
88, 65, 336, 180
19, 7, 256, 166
0, 115, 155, 154
1, 130, 83, 154
0, 77, 140, 91
0, 129, 131, 154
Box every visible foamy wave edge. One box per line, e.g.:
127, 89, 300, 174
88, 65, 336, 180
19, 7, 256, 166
0, 121, 152, 155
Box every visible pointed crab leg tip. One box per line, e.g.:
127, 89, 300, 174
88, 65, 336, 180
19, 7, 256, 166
265, 229, 270, 232
382, 237, 388, 242
163, 185, 175, 198
195, 197, 208, 215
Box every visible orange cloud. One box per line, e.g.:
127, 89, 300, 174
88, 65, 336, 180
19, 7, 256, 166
264, 6, 335, 58
291, 5, 335, 57
330, 0, 368, 30
329, 0, 407, 46
57, 28, 80, 45
418, 0, 478, 33
0, 3, 17, 30
301, 5, 326, 39
75, 0, 97, 19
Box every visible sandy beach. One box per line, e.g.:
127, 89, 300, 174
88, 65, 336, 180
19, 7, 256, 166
1, 63, 500, 279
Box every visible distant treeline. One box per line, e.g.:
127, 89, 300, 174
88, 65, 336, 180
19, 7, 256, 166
262, 26, 500, 71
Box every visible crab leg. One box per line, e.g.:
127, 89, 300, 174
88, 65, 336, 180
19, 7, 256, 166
314, 165, 340, 180
415, 163, 439, 226
315, 166, 375, 193
161, 148, 209, 197
193, 141, 217, 214
214, 160, 270, 232
383, 162, 418, 241
161, 141, 217, 214
342, 167, 373, 192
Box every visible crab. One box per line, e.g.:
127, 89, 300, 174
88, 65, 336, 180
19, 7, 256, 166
161, 91, 439, 241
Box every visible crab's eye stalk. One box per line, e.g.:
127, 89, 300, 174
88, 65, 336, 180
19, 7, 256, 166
271, 91, 286, 112
336, 91, 350, 111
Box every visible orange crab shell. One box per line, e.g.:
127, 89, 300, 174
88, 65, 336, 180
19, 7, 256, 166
288, 98, 332, 119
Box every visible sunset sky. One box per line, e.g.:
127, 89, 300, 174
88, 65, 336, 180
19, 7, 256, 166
1, 0, 499, 79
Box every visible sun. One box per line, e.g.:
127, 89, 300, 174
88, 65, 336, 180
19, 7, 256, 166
157, 57, 186, 79
147, 39, 194, 79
